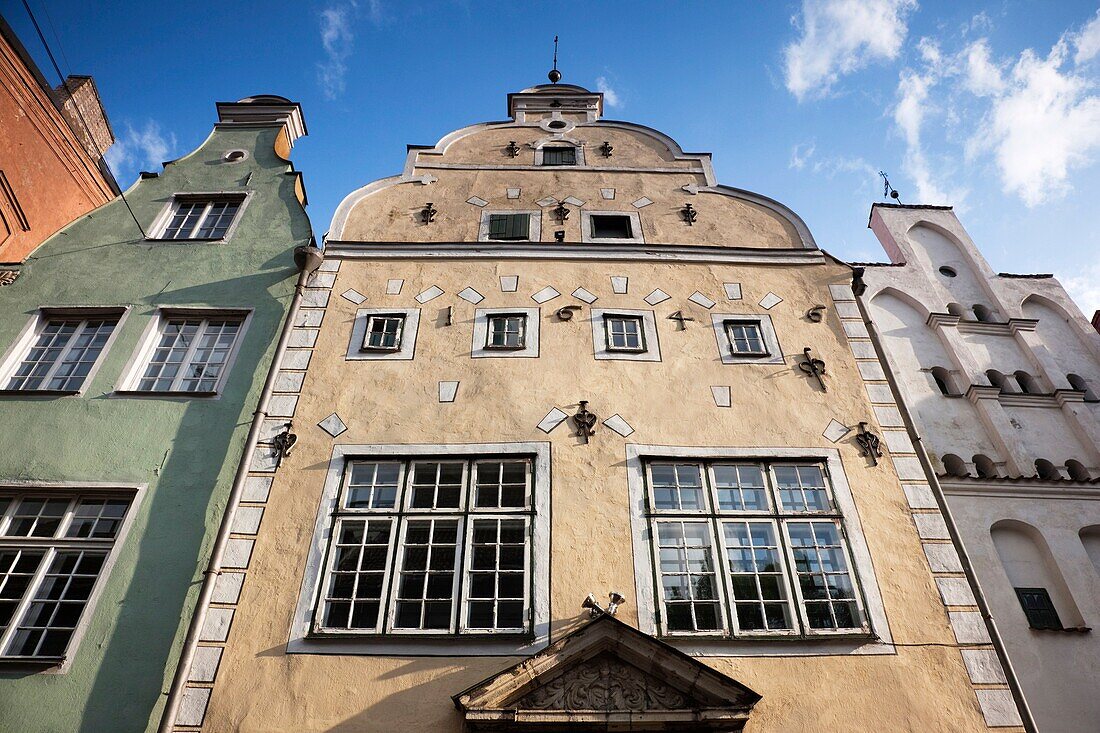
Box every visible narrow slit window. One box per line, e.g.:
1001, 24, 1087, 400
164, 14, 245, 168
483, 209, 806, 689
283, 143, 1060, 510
5, 315, 119, 392
604, 315, 645, 352
486, 314, 526, 350
362, 314, 405, 351
487, 214, 531, 241
724, 320, 768, 356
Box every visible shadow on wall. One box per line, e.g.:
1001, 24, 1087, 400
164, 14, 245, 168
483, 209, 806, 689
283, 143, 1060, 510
76, 267, 293, 732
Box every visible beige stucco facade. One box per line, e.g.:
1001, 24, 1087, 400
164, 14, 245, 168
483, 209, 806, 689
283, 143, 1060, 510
176, 82, 1024, 732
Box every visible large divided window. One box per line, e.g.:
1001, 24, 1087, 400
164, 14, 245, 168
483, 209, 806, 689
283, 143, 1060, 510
0, 490, 133, 661
2, 311, 121, 393
123, 310, 249, 394
316, 457, 534, 636
645, 460, 866, 637
158, 196, 245, 240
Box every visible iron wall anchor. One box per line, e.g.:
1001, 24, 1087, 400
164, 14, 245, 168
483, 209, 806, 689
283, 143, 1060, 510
667, 310, 695, 330
855, 421, 883, 465
506, 141, 520, 157
272, 426, 298, 468
681, 203, 697, 226
421, 202, 437, 224
573, 400, 597, 443
806, 305, 826, 322
798, 347, 828, 392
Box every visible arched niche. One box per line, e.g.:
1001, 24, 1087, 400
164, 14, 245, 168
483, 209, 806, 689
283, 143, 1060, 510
906, 224, 992, 310
942, 454, 969, 477
973, 454, 998, 478
1065, 459, 1091, 481
870, 290, 953, 401
1067, 374, 1099, 402
991, 519, 1084, 628
1080, 526, 1100, 578
1022, 296, 1100, 387
1034, 459, 1062, 480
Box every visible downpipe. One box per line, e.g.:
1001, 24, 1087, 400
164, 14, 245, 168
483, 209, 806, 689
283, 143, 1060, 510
158, 244, 324, 732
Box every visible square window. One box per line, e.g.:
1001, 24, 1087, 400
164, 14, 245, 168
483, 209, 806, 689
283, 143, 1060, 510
1014, 587, 1062, 630
486, 315, 526, 350
362, 314, 405, 351
725, 321, 767, 356
0, 490, 132, 660
540, 147, 576, 166
132, 313, 246, 393
590, 215, 632, 239
604, 315, 645, 352
3, 313, 120, 393
159, 197, 244, 240
487, 214, 531, 241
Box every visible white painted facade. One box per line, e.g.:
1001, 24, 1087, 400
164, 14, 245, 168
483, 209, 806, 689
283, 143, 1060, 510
857, 204, 1100, 733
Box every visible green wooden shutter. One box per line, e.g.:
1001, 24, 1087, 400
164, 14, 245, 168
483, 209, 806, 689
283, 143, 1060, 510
509, 213, 529, 239
489, 214, 507, 239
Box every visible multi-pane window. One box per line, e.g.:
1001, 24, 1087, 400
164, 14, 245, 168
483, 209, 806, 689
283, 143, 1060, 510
135, 314, 244, 393
317, 457, 533, 636
0, 491, 131, 660
724, 320, 767, 356
362, 314, 405, 351
1014, 587, 1062, 630
486, 314, 526, 350
604, 315, 645, 352
540, 147, 576, 166
5, 315, 118, 392
645, 460, 865, 636
161, 197, 243, 240
487, 213, 531, 241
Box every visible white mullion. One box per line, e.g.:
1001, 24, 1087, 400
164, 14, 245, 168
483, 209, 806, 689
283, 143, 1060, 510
777, 520, 812, 634
383, 516, 411, 634
0, 546, 55, 656
169, 318, 208, 391
372, 516, 399, 634
444, 518, 465, 634
0, 493, 15, 535
521, 515, 532, 633
190, 201, 214, 238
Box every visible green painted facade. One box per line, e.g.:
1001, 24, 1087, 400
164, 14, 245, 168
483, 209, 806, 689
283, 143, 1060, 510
0, 104, 311, 732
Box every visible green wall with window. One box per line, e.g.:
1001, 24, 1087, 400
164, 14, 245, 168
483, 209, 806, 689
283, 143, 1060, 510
0, 116, 311, 732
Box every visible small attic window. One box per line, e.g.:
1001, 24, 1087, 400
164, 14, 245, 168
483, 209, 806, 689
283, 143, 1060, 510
547, 120, 567, 130
541, 147, 576, 166
590, 215, 632, 239
938, 266, 957, 277
223, 150, 247, 163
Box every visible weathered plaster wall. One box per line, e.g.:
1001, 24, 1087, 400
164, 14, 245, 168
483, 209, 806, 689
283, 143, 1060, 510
199, 257, 995, 732
0, 124, 309, 732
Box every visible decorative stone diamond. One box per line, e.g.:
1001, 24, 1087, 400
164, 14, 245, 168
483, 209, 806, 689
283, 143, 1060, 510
318, 413, 348, 437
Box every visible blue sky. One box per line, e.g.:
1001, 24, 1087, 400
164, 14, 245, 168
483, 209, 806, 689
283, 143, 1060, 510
6, 0, 1100, 314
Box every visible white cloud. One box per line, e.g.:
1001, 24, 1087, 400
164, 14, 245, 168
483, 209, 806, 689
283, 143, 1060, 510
595, 76, 621, 109
789, 142, 816, 169
317, 3, 356, 100
1059, 259, 1100, 316
962, 39, 1005, 96
893, 63, 965, 205
972, 38, 1100, 206
104, 120, 176, 185
1073, 9, 1100, 64
783, 0, 916, 101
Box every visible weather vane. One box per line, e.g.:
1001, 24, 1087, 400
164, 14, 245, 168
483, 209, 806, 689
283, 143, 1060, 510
879, 171, 901, 203
549, 36, 561, 83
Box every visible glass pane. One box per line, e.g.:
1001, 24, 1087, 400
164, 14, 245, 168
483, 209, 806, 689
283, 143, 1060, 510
408, 462, 463, 509
786, 520, 860, 630
774, 465, 831, 512
392, 519, 457, 630
6, 498, 69, 538
346, 462, 401, 509
474, 461, 528, 509
323, 519, 392, 630
465, 518, 527, 630
722, 521, 792, 631
7, 550, 106, 657
66, 499, 130, 539
654, 521, 720, 632
712, 464, 768, 511
649, 463, 705, 510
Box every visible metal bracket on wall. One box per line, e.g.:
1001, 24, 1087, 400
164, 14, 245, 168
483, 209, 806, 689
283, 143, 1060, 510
681, 203, 697, 226
443, 306, 453, 327
506, 141, 520, 158
421, 202, 437, 224
806, 305, 826, 322
667, 310, 695, 330
556, 305, 582, 321
272, 424, 298, 468
798, 347, 828, 392
573, 401, 597, 443
854, 421, 882, 466
599, 141, 613, 157
554, 202, 569, 223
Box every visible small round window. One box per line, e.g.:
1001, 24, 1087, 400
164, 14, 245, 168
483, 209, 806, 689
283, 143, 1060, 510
547, 120, 567, 130
223, 150, 248, 163
938, 266, 957, 277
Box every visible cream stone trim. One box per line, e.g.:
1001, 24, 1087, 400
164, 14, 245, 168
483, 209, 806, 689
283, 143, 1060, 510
624, 444, 892, 657
288, 441, 552, 657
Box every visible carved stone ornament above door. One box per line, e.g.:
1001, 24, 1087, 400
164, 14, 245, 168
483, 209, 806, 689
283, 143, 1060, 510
452, 614, 761, 731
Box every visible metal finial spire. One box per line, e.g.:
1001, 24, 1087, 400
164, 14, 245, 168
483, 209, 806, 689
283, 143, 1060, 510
879, 171, 902, 203
548, 36, 561, 83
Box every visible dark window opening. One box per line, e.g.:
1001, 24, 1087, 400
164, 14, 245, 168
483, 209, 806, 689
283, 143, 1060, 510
487, 214, 530, 241
1014, 587, 1062, 630
590, 215, 633, 239
540, 147, 576, 166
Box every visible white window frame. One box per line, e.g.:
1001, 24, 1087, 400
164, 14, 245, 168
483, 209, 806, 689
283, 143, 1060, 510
605, 314, 646, 352
626, 445, 893, 656
148, 193, 251, 242
532, 137, 586, 167
485, 314, 528, 351
346, 308, 420, 361
362, 314, 406, 352
290, 442, 551, 656
0, 307, 128, 396
590, 308, 661, 362
477, 210, 542, 243
472, 308, 540, 359
580, 210, 645, 245
711, 313, 783, 365
116, 308, 252, 397
0, 483, 142, 671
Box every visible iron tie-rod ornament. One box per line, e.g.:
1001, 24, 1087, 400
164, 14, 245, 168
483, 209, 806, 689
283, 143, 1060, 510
272, 424, 298, 468
806, 304, 826, 323
681, 202, 697, 226
667, 310, 695, 330
798, 347, 828, 392
554, 202, 569, 222
506, 141, 520, 158
573, 400, 597, 443
599, 141, 613, 157
855, 421, 883, 466
421, 202, 437, 224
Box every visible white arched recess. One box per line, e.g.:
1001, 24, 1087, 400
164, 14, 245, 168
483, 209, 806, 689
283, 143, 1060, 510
1022, 295, 1100, 389
906, 223, 1005, 319
992, 519, 1085, 628
869, 290, 998, 470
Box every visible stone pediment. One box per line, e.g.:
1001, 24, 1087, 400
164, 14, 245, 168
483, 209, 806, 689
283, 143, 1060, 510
453, 614, 760, 731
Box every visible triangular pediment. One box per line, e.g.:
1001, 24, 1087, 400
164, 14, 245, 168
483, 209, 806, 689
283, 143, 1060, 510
454, 615, 760, 731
